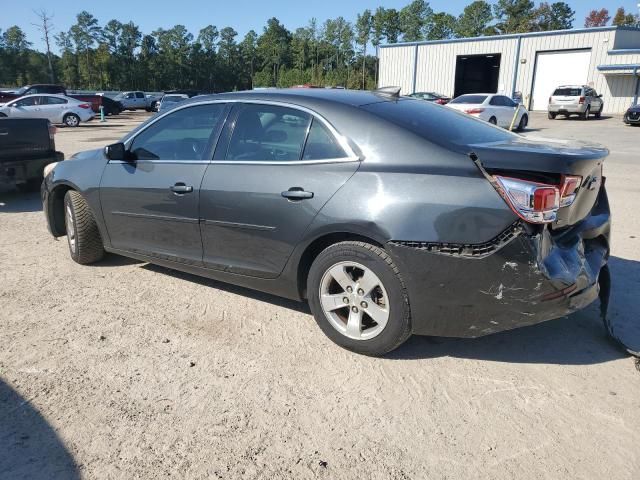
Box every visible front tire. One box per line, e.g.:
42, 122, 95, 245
64, 191, 105, 264
548, 112, 556, 120
63, 113, 80, 127
488, 117, 497, 125
581, 106, 590, 121
307, 241, 411, 356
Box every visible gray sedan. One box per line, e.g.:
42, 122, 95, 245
41, 89, 610, 356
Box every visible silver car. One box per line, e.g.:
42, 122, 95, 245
158, 94, 189, 113
0, 94, 94, 127
548, 85, 604, 120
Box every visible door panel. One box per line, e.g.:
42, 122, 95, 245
101, 162, 207, 264
200, 163, 358, 278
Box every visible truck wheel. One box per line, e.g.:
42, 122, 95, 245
307, 241, 412, 356
489, 117, 497, 125
64, 191, 105, 264
517, 115, 528, 131
63, 113, 80, 127
548, 112, 556, 120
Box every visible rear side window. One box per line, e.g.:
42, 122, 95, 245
45, 97, 67, 105
129, 103, 226, 161
136, 92, 145, 99
450, 95, 488, 104
303, 119, 347, 160
553, 88, 582, 96
362, 99, 514, 148
226, 104, 311, 162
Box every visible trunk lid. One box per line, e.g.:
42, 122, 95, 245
470, 136, 607, 227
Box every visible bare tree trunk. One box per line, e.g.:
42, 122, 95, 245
32, 9, 56, 83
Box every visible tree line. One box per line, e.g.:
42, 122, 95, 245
1, 1, 638, 92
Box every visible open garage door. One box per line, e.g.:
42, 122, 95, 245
531, 50, 592, 111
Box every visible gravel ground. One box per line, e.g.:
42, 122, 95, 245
1, 111, 639, 479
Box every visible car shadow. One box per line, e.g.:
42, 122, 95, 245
140, 255, 637, 366
0, 190, 42, 212
142, 263, 311, 314
0, 379, 80, 479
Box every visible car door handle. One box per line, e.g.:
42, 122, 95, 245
170, 183, 193, 194
281, 187, 314, 200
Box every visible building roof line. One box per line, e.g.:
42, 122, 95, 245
379, 26, 640, 50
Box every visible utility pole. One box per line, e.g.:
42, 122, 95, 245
32, 9, 56, 84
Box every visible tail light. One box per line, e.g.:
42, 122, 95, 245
435, 99, 446, 105
78, 103, 91, 109
559, 175, 582, 207
579, 96, 585, 104
465, 108, 485, 114
493, 176, 560, 224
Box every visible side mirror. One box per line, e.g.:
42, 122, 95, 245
598, 94, 603, 98
105, 142, 128, 161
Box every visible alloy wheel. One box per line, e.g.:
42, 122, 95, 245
319, 261, 390, 340
65, 204, 76, 254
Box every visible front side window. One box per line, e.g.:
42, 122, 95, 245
129, 103, 226, 161
12, 97, 37, 107
226, 104, 311, 162
302, 119, 347, 160
125, 93, 135, 99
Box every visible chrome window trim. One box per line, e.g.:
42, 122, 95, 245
119, 98, 361, 164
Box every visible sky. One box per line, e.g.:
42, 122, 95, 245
2, 0, 640, 53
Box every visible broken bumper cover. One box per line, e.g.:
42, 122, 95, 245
388, 186, 611, 338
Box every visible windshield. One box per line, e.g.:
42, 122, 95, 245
14, 87, 28, 95
450, 95, 488, 104
362, 99, 514, 150
553, 88, 582, 96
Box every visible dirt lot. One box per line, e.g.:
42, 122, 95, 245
1, 111, 639, 479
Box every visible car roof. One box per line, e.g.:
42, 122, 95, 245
185, 88, 405, 108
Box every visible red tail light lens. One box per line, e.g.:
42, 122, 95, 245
465, 108, 485, 114
579, 96, 585, 104
559, 175, 582, 207
78, 103, 91, 109
493, 176, 560, 224
435, 99, 446, 105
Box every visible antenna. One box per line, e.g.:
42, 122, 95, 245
375, 86, 402, 98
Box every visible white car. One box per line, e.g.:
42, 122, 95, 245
0, 94, 94, 127
446, 93, 529, 131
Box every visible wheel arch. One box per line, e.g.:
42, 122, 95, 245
47, 182, 80, 237
296, 231, 385, 300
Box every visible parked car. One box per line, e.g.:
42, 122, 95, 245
101, 96, 124, 116
408, 91, 451, 104
115, 91, 156, 111
0, 118, 63, 191
623, 104, 640, 125
41, 89, 609, 356
0, 94, 95, 127
447, 93, 529, 131
0, 84, 105, 114
158, 94, 189, 113
548, 85, 604, 120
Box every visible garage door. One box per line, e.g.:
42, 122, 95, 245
531, 50, 592, 111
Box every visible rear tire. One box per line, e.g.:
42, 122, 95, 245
307, 241, 412, 356
548, 112, 556, 120
64, 191, 105, 264
517, 115, 528, 131
63, 113, 80, 127
489, 117, 497, 125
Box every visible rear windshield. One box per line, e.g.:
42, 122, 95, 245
553, 88, 582, 96
449, 95, 488, 104
362, 99, 514, 149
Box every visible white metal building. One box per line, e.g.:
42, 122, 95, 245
378, 26, 640, 114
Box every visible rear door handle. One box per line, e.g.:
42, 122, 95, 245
170, 183, 193, 194
281, 187, 314, 201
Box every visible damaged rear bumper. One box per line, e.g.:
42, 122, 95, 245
388, 186, 611, 338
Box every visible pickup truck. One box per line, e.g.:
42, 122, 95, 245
0, 118, 64, 191
0, 84, 122, 115
114, 91, 159, 111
